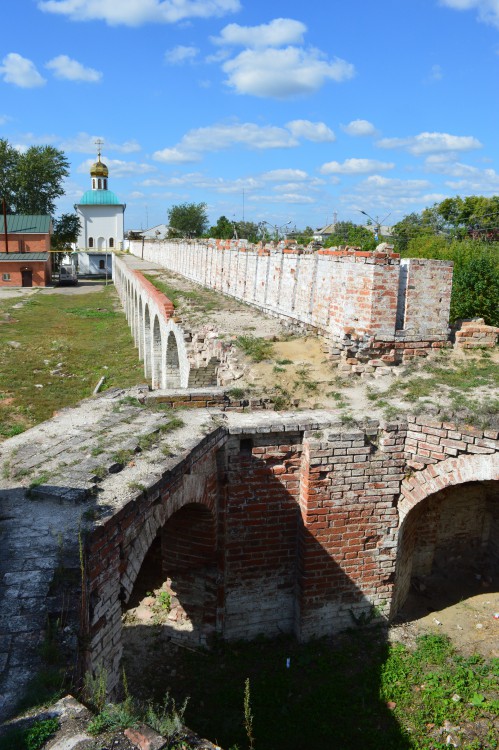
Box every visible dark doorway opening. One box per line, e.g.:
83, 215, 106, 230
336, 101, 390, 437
21, 268, 33, 287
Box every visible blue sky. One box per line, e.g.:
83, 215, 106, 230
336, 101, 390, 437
2, 0, 499, 231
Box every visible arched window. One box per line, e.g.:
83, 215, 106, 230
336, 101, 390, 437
104, 179, 107, 189
92, 179, 96, 189
109, 237, 114, 248
98, 178, 102, 189
88, 237, 94, 248
99, 260, 105, 269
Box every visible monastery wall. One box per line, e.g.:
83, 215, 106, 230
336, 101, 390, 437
128, 239, 453, 365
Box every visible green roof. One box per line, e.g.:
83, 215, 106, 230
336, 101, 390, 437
78, 189, 123, 205
0, 252, 49, 261
0, 215, 51, 234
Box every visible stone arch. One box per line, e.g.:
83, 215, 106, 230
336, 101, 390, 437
98, 236, 105, 250
151, 315, 162, 388
138, 296, 144, 359
143, 304, 152, 378
132, 287, 139, 346
165, 331, 181, 388
391, 452, 499, 617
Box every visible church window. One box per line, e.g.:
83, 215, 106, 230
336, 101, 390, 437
98, 179, 102, 189
109, 237, 114, 248
92, 179, 96, 189
99, 260, 105, 270
89, 237, 94, 248
104, 179, 107, 189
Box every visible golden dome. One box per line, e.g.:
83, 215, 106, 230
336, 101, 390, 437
90, 158, 109, 177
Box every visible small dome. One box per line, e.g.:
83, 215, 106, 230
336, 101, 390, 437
90, 159, 109, 178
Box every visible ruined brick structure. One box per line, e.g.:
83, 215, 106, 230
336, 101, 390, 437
84, 414, 498, 696
127, 239, 453, 369
113, 255, 237, 388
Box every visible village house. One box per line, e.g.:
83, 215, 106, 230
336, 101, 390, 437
0, 214, 52, 287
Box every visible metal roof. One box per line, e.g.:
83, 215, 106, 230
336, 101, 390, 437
0, 252, 49, 261
77, 189, 123, 206
0, 215, 51, 234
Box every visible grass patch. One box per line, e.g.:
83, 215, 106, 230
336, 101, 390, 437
122, 630, 499, 750
143, 273, 220, 314
236, 336, 275, 362
0, 287, 146, 440
0, 717, 60, 750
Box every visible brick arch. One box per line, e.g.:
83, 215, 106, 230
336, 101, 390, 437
392, 452, 499, 616
398, 452, 499, 522
120, 459, 218, 605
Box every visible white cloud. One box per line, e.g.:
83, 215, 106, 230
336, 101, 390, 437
78, 157, 155, 177
153, 120, 333, 162
377, 131, 482, 155
342, 119, 377, 137
38, 0, 241, 25
426, 156, 499, 191
60, 133, 141, 153
0, 53, 46, 88
440, 0, 499, 29
320, 158, 395, 175
164, 45, 199, 64
428, 64, 443, 81
251, 192, 316, 204
212, 18, 306, 47
46, 55, 102, 82
222, 46, 354, 98
261, 169, 309, 182
286, 120, 335, 142
210, 17, 354, 99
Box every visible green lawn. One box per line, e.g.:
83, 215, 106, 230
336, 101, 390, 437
0, 287, 146, 438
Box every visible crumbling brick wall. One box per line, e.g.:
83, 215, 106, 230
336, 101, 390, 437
128, 239, 453, 366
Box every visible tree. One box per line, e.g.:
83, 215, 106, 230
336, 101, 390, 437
0, 139, 19, 212
208, 215, 235, 239
451, 254, 499, 326
323, 221, 377, 251
235, 221, 260, 243
51, 213, 81, 270
167, 202, 208, 238
0, 141, 70, 216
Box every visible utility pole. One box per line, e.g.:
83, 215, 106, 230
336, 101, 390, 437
2, 198, 8, 253
359, 210, 391, 241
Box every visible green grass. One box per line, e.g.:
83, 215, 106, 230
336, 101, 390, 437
123, 630, 499, 750
0, 287, 146, 439
143, 273, 220, 313
236, 336, 274, 362
0, 718, 60, 750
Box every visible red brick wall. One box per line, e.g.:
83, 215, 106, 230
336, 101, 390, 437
0, 259, 51, 286
223, 433, 303, 638
0, 233, 50, 253
83, 417, 498, 699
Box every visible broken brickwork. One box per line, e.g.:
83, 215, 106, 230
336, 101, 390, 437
128, 239, 453, 369
84, 414, 498, 697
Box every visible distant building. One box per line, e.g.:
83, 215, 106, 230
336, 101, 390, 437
74, 146, 125, 276
313, 223, 336, 242
0, 214, 52, 287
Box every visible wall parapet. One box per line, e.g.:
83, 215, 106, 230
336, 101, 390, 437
128, 238, 453, 367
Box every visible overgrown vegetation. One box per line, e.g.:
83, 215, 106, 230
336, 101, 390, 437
368, 350, 499, 427
392, 196, 499, 326
122, 630, 499, 750
0, 717, 60, 750
143, 272, 219, 313
236, 336, 274, 362
0, 287, 146, 439
85, 667, 190, 748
